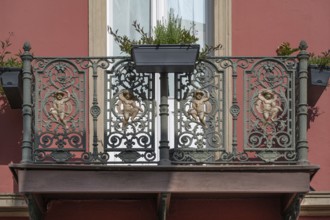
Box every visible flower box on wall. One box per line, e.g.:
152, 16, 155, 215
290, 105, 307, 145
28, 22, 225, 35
309, 65, 330, 86
131, 44, 200, 73
0, 67, 23, 109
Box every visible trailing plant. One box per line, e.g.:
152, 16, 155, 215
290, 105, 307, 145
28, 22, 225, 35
276, 42, 299, 56
0, 32, 22, 67
0, 32, 22, 95
108, 11, 221, 59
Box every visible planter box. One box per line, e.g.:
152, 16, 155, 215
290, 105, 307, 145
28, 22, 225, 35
131, 44, 200, 73
309, 64, 330, 86
0, 67, 23, 109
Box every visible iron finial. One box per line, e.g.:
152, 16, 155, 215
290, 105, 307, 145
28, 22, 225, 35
23, 41, 31, 52
299, 41, 308, 51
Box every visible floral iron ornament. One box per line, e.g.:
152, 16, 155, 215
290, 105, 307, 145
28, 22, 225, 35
255, 89, 282, 122
117, 89, 143, 128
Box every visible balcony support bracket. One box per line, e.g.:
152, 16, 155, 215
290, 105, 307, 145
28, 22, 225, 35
158, 193, 171, 220
282, 193, 304, 220
27, 194, 45, 220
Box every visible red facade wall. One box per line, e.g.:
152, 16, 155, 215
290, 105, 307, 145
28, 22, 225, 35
0, 0, 88, 193
232, 0, 330, 56
0, 0, 89, 56
232, 0, 330, 191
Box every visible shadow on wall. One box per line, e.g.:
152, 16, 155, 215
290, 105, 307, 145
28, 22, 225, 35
0, 95, 22, 164
308, 82, 328, 107
307, 106, 321, 129
307, 79, 329, 129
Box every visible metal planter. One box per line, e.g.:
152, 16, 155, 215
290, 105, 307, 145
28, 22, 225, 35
0, 67, 23, 109
309, 64, 330, 86
131, 44, 200, 73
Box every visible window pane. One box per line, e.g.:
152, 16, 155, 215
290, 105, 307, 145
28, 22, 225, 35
108, 0, 150, 56
166, 0, 207, 45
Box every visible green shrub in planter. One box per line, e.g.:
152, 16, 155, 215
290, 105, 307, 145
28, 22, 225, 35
108, 11, 221, 73
0, 32, 23, 108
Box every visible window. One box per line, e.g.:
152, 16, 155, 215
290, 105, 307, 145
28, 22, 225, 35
107, 0, 213, 56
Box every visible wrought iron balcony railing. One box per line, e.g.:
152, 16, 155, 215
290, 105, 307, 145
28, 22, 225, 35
19, 41, 310, 165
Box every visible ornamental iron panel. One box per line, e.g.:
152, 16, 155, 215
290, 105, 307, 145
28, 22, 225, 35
171, 61, 225, 163
33, 58, 87, 162
104, 60, 157, 163
244, 58, 297, 162
26, 48, 307, 165
171, 57, 298, 163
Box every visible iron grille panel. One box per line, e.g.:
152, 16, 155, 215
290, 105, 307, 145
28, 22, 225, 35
33, 58, 87, 162
104, 60, 157, 163
29, 55, 301, 164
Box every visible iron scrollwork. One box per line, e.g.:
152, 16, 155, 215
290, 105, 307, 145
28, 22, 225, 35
31, 54, 300, 165
244, 59, 297, 162
171, 61, 225, 163
33, 58, 86, 162
104, 60, 156, 163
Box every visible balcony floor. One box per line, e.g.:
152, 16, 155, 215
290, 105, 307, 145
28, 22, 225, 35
10, 163, 319, 194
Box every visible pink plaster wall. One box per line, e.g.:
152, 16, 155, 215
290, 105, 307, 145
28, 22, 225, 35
232, 0, 330, 190
0, 0, 89, 56
0, 0, 88, 193
232, 0, 330, 56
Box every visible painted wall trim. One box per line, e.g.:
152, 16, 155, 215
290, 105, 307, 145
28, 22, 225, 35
301, 191, 330, 216
214, 0, 232, 56
215, 0, 233, 151
0, 193, 28, 217
88, 0, 107, 151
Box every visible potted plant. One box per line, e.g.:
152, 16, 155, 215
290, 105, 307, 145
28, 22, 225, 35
276, 42, 330, 86
308, 50, 330, 86
108, 12, 221, 73
0, 33, 23, 109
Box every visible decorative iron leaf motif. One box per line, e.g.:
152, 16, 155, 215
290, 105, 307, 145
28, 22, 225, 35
50, 150, 74, 162
256, 151, 281, 163
116, 151, 142, 163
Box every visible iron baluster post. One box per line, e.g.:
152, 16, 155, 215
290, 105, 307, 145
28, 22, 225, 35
21, 42, 33, 163
158, 73, 171, 165
91, 63, 101, 160
297, 41, 309, 164
230, 64, 239, 157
